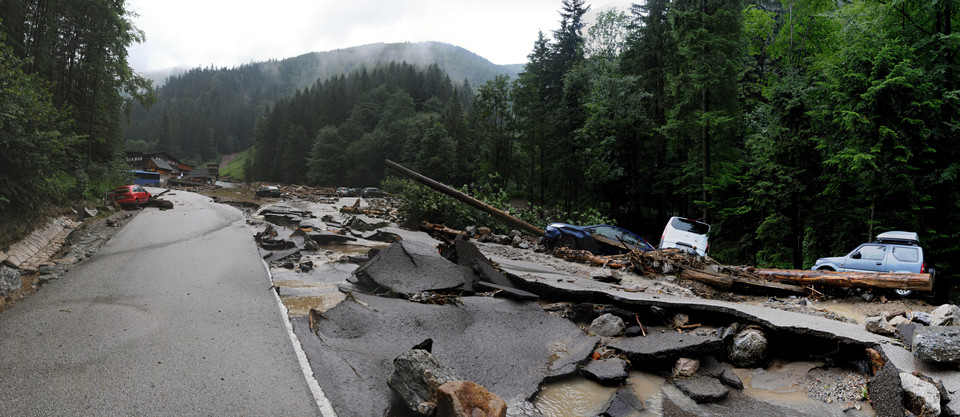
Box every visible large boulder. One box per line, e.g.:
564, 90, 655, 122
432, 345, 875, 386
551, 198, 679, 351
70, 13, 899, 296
901, 372, 941, 417
590, 313, 625, 337
930, 304, 960, 326
435, 380, 506, 417
353, 241, 465, 297
0, 265, 21, 295
913, 326, 960, 363
388, 349, 460, 415
727, 329, 767, 368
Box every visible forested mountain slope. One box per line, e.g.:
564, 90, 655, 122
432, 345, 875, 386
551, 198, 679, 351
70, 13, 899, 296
122, 41, 519, 164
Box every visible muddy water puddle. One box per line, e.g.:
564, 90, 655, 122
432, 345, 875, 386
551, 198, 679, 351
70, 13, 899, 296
276, 281, 346, 316
280, 294, 346, 316
534, 377, 617, 416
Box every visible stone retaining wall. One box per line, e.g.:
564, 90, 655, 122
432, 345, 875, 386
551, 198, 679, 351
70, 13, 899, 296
0, 216, 80, 277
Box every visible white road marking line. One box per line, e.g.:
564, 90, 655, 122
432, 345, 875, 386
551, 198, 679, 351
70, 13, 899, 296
262, 259, 339, 417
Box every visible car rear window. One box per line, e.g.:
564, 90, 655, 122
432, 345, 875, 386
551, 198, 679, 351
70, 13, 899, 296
892, 247, 919, 263
670, 218, 710, 235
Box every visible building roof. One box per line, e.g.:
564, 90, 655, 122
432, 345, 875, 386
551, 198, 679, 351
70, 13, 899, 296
149, 158, 174, 171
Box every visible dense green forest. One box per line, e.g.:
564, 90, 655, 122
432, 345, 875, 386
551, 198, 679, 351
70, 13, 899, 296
122, 42, 520, 164
0, 0, 152, 244
249, 0, 960, 284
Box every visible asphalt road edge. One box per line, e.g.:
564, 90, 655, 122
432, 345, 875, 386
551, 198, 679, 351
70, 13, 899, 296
261, 258, 339, 417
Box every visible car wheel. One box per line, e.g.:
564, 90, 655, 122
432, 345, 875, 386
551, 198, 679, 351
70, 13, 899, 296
892, 288, 913, 298
558, 234, 577, 250
817, 266, 835, 271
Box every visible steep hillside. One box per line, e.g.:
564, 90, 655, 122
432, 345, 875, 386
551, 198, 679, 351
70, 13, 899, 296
123, 41, 519, 164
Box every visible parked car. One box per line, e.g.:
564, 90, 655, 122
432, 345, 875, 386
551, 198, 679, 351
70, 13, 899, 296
811, 231, 932, 297
544, 223, 655, 255
336, 187, 350, 196
659, 217, 711, 256
256, 185, 281, 198
362, 187, 386, 198
110, 185, 150, 209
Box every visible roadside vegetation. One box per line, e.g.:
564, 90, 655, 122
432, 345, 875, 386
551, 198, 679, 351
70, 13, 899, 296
0, 2, 153, 247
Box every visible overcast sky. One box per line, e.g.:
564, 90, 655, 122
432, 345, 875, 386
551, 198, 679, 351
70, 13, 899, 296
125, 0, 633, 73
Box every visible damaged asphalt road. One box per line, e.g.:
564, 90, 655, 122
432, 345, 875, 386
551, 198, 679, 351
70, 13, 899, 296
236, 190, 959, 417
294, 293, 598, 417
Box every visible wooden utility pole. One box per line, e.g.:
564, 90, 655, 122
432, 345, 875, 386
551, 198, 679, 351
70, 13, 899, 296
384, 160, 545, 236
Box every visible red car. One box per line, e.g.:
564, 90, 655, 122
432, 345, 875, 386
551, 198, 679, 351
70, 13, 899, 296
111, 185, 150, 209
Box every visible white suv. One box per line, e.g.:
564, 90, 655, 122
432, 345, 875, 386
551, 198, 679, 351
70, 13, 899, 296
659, 217, 711, 256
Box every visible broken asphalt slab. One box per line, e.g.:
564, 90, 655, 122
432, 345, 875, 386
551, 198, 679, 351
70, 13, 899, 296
292, 293, 599, 417
608, 329, 722, 362
486, 253, 886, 345
353, 240, 465, 297
486, 252, 960, 414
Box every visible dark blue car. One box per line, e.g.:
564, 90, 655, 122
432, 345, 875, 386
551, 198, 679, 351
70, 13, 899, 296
544, 223, 655, 255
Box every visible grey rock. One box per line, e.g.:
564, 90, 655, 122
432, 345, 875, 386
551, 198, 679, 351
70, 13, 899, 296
889, 315, 911, 326
465, 226, 478, 236
0, 265, 21, 295
930, 304, 960, 326
865, 316, 897, 336
590, 313, 625, 337
388, 349, 460, 416
509, 230, 523, 240
913, 326, 960, 363
512, 235, 524, 247
623, 326, 643, 337
727, 329, 767, 368
581, 358, 629, 386
673, 313, 690, 327
600, 386, 644, 417
912, 311, 933, 326
353, 241, 465, 297
673, 357, 699, 377
897, 323, 918, 349
671, 376, 729, 404
862, 293, 875, 302
901, 372, 941, 417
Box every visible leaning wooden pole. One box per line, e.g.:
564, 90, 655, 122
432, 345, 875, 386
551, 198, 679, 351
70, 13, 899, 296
384, 159, 545, 236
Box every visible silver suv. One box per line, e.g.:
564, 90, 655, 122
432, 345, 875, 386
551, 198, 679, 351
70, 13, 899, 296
811, 231, 932, 296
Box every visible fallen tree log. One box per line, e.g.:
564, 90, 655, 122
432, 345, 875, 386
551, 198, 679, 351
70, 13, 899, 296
749, 268, 934, 291
680, 269, 733, 288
